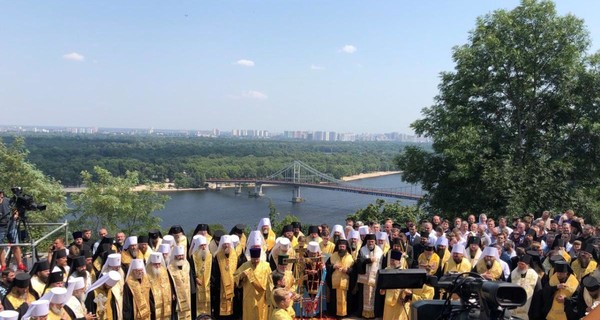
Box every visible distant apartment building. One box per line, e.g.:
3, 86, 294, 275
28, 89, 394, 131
67, 127, 98, 134
195, 129, 219, 137
231, 129, 270, 138
338, 133, 356, 141
283, 131, 308, 139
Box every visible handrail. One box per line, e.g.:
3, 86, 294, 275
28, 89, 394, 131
0, 220, 69, 264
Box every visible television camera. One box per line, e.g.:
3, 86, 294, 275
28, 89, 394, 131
8, 187, 46, 244
376, 269, 527, 320
9, 187, 46, 217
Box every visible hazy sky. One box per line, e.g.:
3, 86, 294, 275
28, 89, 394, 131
1, 1, 599, 134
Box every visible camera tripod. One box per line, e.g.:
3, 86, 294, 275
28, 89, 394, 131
4, 214, 37, 270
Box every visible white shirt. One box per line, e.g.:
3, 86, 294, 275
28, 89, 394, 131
499, 259, 511, 280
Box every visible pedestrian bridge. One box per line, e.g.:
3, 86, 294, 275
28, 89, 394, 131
205, 160, 423, 203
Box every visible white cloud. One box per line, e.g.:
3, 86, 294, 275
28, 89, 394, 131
242, 90, 268, 100
62, 52, 85, 61
236, 59, 255, 67
310, 64, 324, 70
340, 45, 357, 54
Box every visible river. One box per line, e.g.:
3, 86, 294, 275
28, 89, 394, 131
153, 173, 421, 232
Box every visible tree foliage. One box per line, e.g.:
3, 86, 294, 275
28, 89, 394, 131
0, 137, 67, 224
0, 135, 413, 187
70, 166, 169, 235
397, 0, 600, 221
347, 199, 424, 225
268, 200, 300, 236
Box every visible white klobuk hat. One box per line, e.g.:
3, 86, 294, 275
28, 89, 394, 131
358, 226, 370, 235
0, 310, 19, 320
257, 218, 271, 230
85, 270, 121, 295
307, 241, 321, 253
123, 236, 138, 250
126, 258, 146, 280
451, 244, 466, 255
22, 300, 49, 319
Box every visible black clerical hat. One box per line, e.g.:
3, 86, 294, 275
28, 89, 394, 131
583, 276, 600, 291
148, 229, 162, 239
391, 250, 402, 261
71, 256, 86, 269
230, 224, 245, 235
213, 230, 224, 242
364, 234, 376, 242
29, 259, 50, 276
554, 261, 570, 273
249, 248, 261, 259
14, 273, 31, 288
467, 236, 480, 246
519, 255, 531, 266
169, 225, 184, 235
278, 255, 289, 265
137, 235, 149, 244
48, 271, 64, 284
281, 225, 293, 234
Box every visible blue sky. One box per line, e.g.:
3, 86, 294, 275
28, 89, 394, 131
1, 1, 598, 134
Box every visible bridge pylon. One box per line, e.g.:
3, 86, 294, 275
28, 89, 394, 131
250, 183, 264, 198
292, 186, 304, 203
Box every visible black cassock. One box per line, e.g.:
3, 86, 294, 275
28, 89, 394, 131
1, 288, 40, 320
2, 296, 30, 320
325, 254, 354, 317
210, 256, 239, 320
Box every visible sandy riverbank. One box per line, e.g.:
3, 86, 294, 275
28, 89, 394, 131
341, 171, 401, 181
63, 171, 402, 193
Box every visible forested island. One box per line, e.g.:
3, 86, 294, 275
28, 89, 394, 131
0, 134, 425, 188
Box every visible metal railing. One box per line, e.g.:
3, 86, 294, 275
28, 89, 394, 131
0, 220, 69, 267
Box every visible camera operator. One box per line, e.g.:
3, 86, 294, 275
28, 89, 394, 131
0, 190, 25, 272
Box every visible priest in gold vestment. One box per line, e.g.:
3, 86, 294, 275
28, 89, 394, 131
546, 261, 578, 320
146, 252, 172, 320
443, 244, 472, 274
326, 239, 354, 317
123, 259, 152, 320
210, 235, 238, 319
85, 270, 122, 320
474, 246, 503, 281
168, 245, 192, 320
191, 235, 212, 316
1, 273, 38, 319
234, 247, 272, 320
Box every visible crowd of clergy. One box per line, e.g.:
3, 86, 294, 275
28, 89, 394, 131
0, 209, 599, 320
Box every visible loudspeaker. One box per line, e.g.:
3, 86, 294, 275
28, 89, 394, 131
410, 300, 462, 320
376, 268, 427, 289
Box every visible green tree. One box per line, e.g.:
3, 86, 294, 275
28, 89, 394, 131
397, 0, 600, 220
0, 137, 67, 238
347, 199, 424, 225
267, 200, 300, 235
71, 166, 169, 235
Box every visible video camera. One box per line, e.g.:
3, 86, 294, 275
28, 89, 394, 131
376, 270, 526, 320
421, 272, 526, 320
9, 187, 46, 216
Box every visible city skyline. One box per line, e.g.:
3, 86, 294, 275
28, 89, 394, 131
1, 1, 599, 133
0, 124, 430, 142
